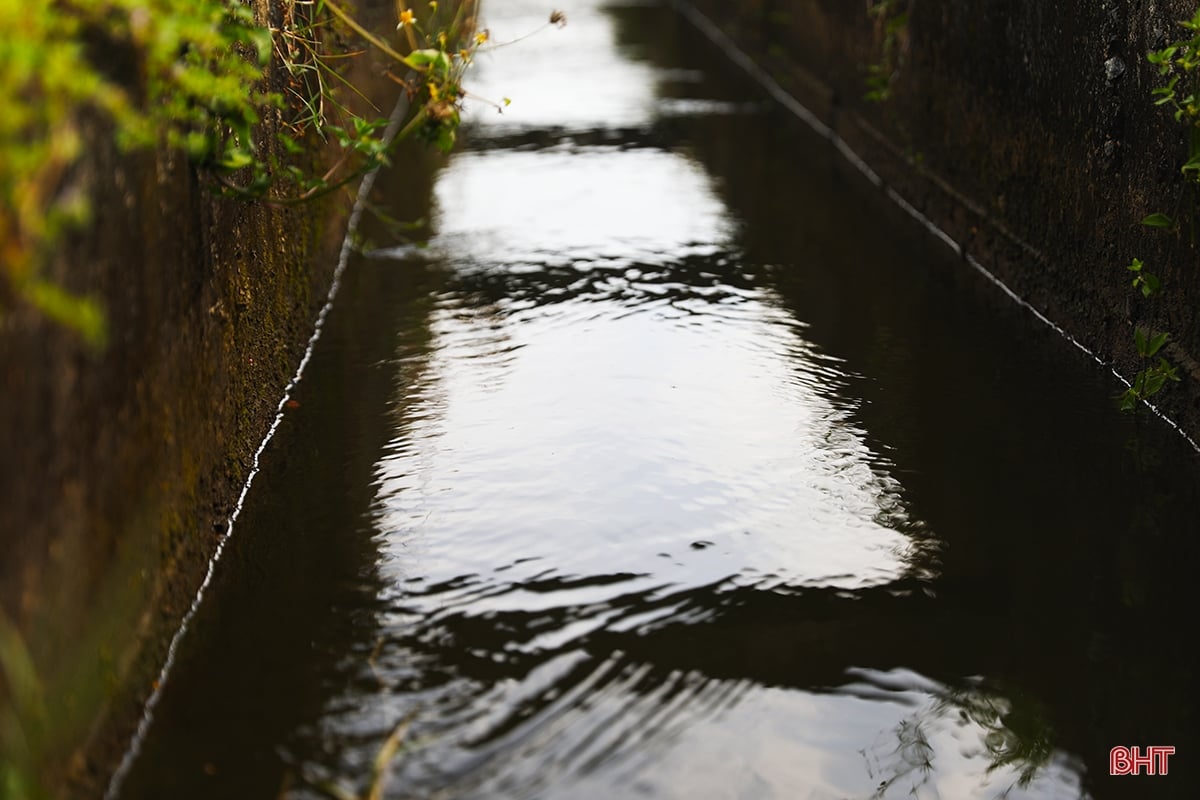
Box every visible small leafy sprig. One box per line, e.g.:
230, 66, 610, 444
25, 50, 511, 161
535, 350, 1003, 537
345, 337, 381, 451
256, 1, 565, 202
1120, 325, 1181, 411
1114, 9, 1200, 412
864, 0, 909, 102
1, 0, 565, 342
1126, 257, 1161, 298
1148, 9, 1200, 180
1120, 258, 1179, 411
215, 0, 488, 204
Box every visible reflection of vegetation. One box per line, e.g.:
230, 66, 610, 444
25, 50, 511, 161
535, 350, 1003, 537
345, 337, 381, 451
866, 717, 934, 798
864, 679, 1055, 798
303, 710, 419, 800
942, 686, 1055, 789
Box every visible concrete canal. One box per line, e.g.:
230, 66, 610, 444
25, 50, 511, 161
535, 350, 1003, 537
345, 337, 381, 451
109, 1, 1200, 798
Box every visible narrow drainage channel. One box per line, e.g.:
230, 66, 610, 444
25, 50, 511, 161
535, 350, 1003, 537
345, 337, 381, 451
112, 1, 1200, 798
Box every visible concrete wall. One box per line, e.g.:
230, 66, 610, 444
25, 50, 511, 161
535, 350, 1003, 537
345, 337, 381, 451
684, 0, 1200, 439
0, 2, 405, 795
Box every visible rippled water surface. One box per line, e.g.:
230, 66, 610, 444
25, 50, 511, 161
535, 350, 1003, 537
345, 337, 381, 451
115, 2, 1200, 799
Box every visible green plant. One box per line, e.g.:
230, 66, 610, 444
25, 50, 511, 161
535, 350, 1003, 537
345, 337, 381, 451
864, 0, 909, 102
2, 0, 278, 345
228, 0, 490, 205
1126, 256, 1161, 299
1120, 322, 1181, 411
1120, 250, 1181, 411
1116, 7, 1200, 412
1, 0, 547, 343
1147, 7, 1200, 173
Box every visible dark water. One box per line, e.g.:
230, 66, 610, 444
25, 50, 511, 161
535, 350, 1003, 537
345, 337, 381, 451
113, 1, 1200, 798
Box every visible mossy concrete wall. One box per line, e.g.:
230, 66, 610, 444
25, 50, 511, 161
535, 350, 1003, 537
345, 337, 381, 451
0, 2, 406, 796
684, 0, 1200, 440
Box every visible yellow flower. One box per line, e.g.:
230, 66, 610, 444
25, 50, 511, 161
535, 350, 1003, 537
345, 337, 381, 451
474, 30, 489, 44
397, 9, 415, 28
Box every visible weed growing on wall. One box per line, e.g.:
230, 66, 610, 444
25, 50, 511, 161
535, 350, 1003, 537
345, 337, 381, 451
2, 0, 562, 345
1118, 6, 1200, 411
254, 0, 510, 204
864, 0, 910, 102
1, 0, 275, 346
1120, 256, 1180, 411
1147, 8, 1200, 168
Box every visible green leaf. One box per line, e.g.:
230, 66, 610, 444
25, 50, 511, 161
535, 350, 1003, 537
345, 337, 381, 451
277, 133, 303, 155
1158, 357, 1181, 381
1126, 257, 1144, 273
885, 13, 909, 35
1149, 46, 1178, 64
26, 281, 108, 349
217, 149, 255, 171
327, 125, 352, 148
248, 28, 273, 66
434, 124, 456, 153
1146, 331, 1170, 357
352, 116, 386, 137
1140, 272, 1162, 297
404, 49, 452, 75
1143, 370, 1167, 395
185, 131, 212, 161
1141, 212, 1174, 228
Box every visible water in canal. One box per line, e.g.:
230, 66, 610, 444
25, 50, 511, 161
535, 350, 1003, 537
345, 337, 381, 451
113, 1, 1200, 798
